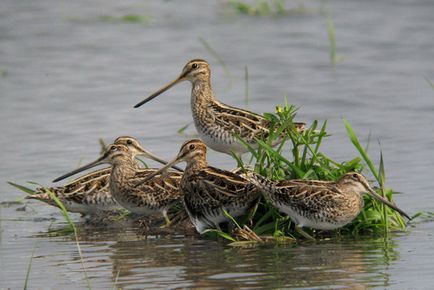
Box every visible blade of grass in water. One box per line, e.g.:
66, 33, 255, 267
424, 76, 434, 89
47, 190, 92, 289
343, 118, 379, 181
177, 122, 192, 134
244, 66, 249, 108
327, 14, 337, 65
378, 148, 388, 234
23, 246, 36, 290
198, 37, 233, 82
204, 229, 236, 242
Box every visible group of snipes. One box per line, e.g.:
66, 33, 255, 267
28, 59, 410, 238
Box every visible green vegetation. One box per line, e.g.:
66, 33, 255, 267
326, 13, 344, 65
7, 182, 93, 288
225, 0, 316, 16
23, 246, 36, 290
244, 66, 250, 108
206, 101, 408, 245
46, 190, 92, 289
198, 37, 233, 82
10, 102, 409, 245
99, 14, 151, 24
425, 76, 434, 89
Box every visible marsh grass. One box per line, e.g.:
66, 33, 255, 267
425, 76, 434, 89
8, 181, 93, 288
198, 37, 233, 83
326, 13, 345, 65
244, 66, 250, 108
45, 190, 92, 289
99, 14, 151, 24
206, 101, 408, 244
23, 246, 36, 290
226, 0, 316, 16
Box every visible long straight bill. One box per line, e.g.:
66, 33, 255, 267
366, 187, 411, 220
141, 149, 183, 172
133, 76, 183, 108
139, 157, 182, 184
53, 155, 106, 183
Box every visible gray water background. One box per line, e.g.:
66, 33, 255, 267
1, 0, 434, 289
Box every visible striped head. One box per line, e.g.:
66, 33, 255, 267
176, 139, 207, 163
114, 136, 146, 157
338, 172, 371, 194
179, 59, 210, 82
338, 172, 410, 220
134, 59, 211, 108
135, 139, 208, 184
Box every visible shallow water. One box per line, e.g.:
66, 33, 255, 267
1, 0, 434, 289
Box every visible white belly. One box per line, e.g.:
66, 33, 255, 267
61, 199, 120, 214
276, 204, 348, 230
196, 125, 251, 155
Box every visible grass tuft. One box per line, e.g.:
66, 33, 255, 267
217, 101, 408, 243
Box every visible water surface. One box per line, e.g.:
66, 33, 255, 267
1, 0, 434, 288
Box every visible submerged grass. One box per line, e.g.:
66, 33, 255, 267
198, 37, 233, 82
8, 181, 94, 287
208, 101, 408, 244
46, 190, 93, 289
23, 246, 36, 290
244, 66, 250, 108
425, 76, 434, 89
99, 14, 151, 24
326, 13, 344, 65
226, 0, 317, 16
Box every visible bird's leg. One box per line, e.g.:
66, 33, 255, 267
295, 225, 316, 241
160, 209, 172, 228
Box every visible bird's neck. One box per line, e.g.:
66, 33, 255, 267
191, 78, 215, 109
110, 157, 137, 187
184, 155, 208, 173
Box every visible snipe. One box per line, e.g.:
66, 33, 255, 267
134, 59, 305, 155
247, 172, 410, 239
53, 141, 183, 223
139, 139, 260, 234
28, 137, 181, 216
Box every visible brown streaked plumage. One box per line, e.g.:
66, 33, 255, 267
52, 143, 183, 223
139, 139, 260, 234
134, 59, 305, 155
27, 136, 181, 215
247, 172, 410, 233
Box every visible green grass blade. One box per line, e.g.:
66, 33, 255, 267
343, 118, 379, 181
8, 182, 36, 195
177, 122, 192, 134
204, 229, 236, 242
23, 246, 36, 290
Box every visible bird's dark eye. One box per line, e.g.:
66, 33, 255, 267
127, 139, 133, 145
189, 144, 196, 150
110, 146, 117, 151
192, 63, 198, 69
352, 173, 358, 179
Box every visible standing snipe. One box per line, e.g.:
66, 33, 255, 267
134, 59, 305, 155
53, 143, 183, 224
139, 139, 260, 234
247, 172, 410, 238
27, 136, 181, 215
